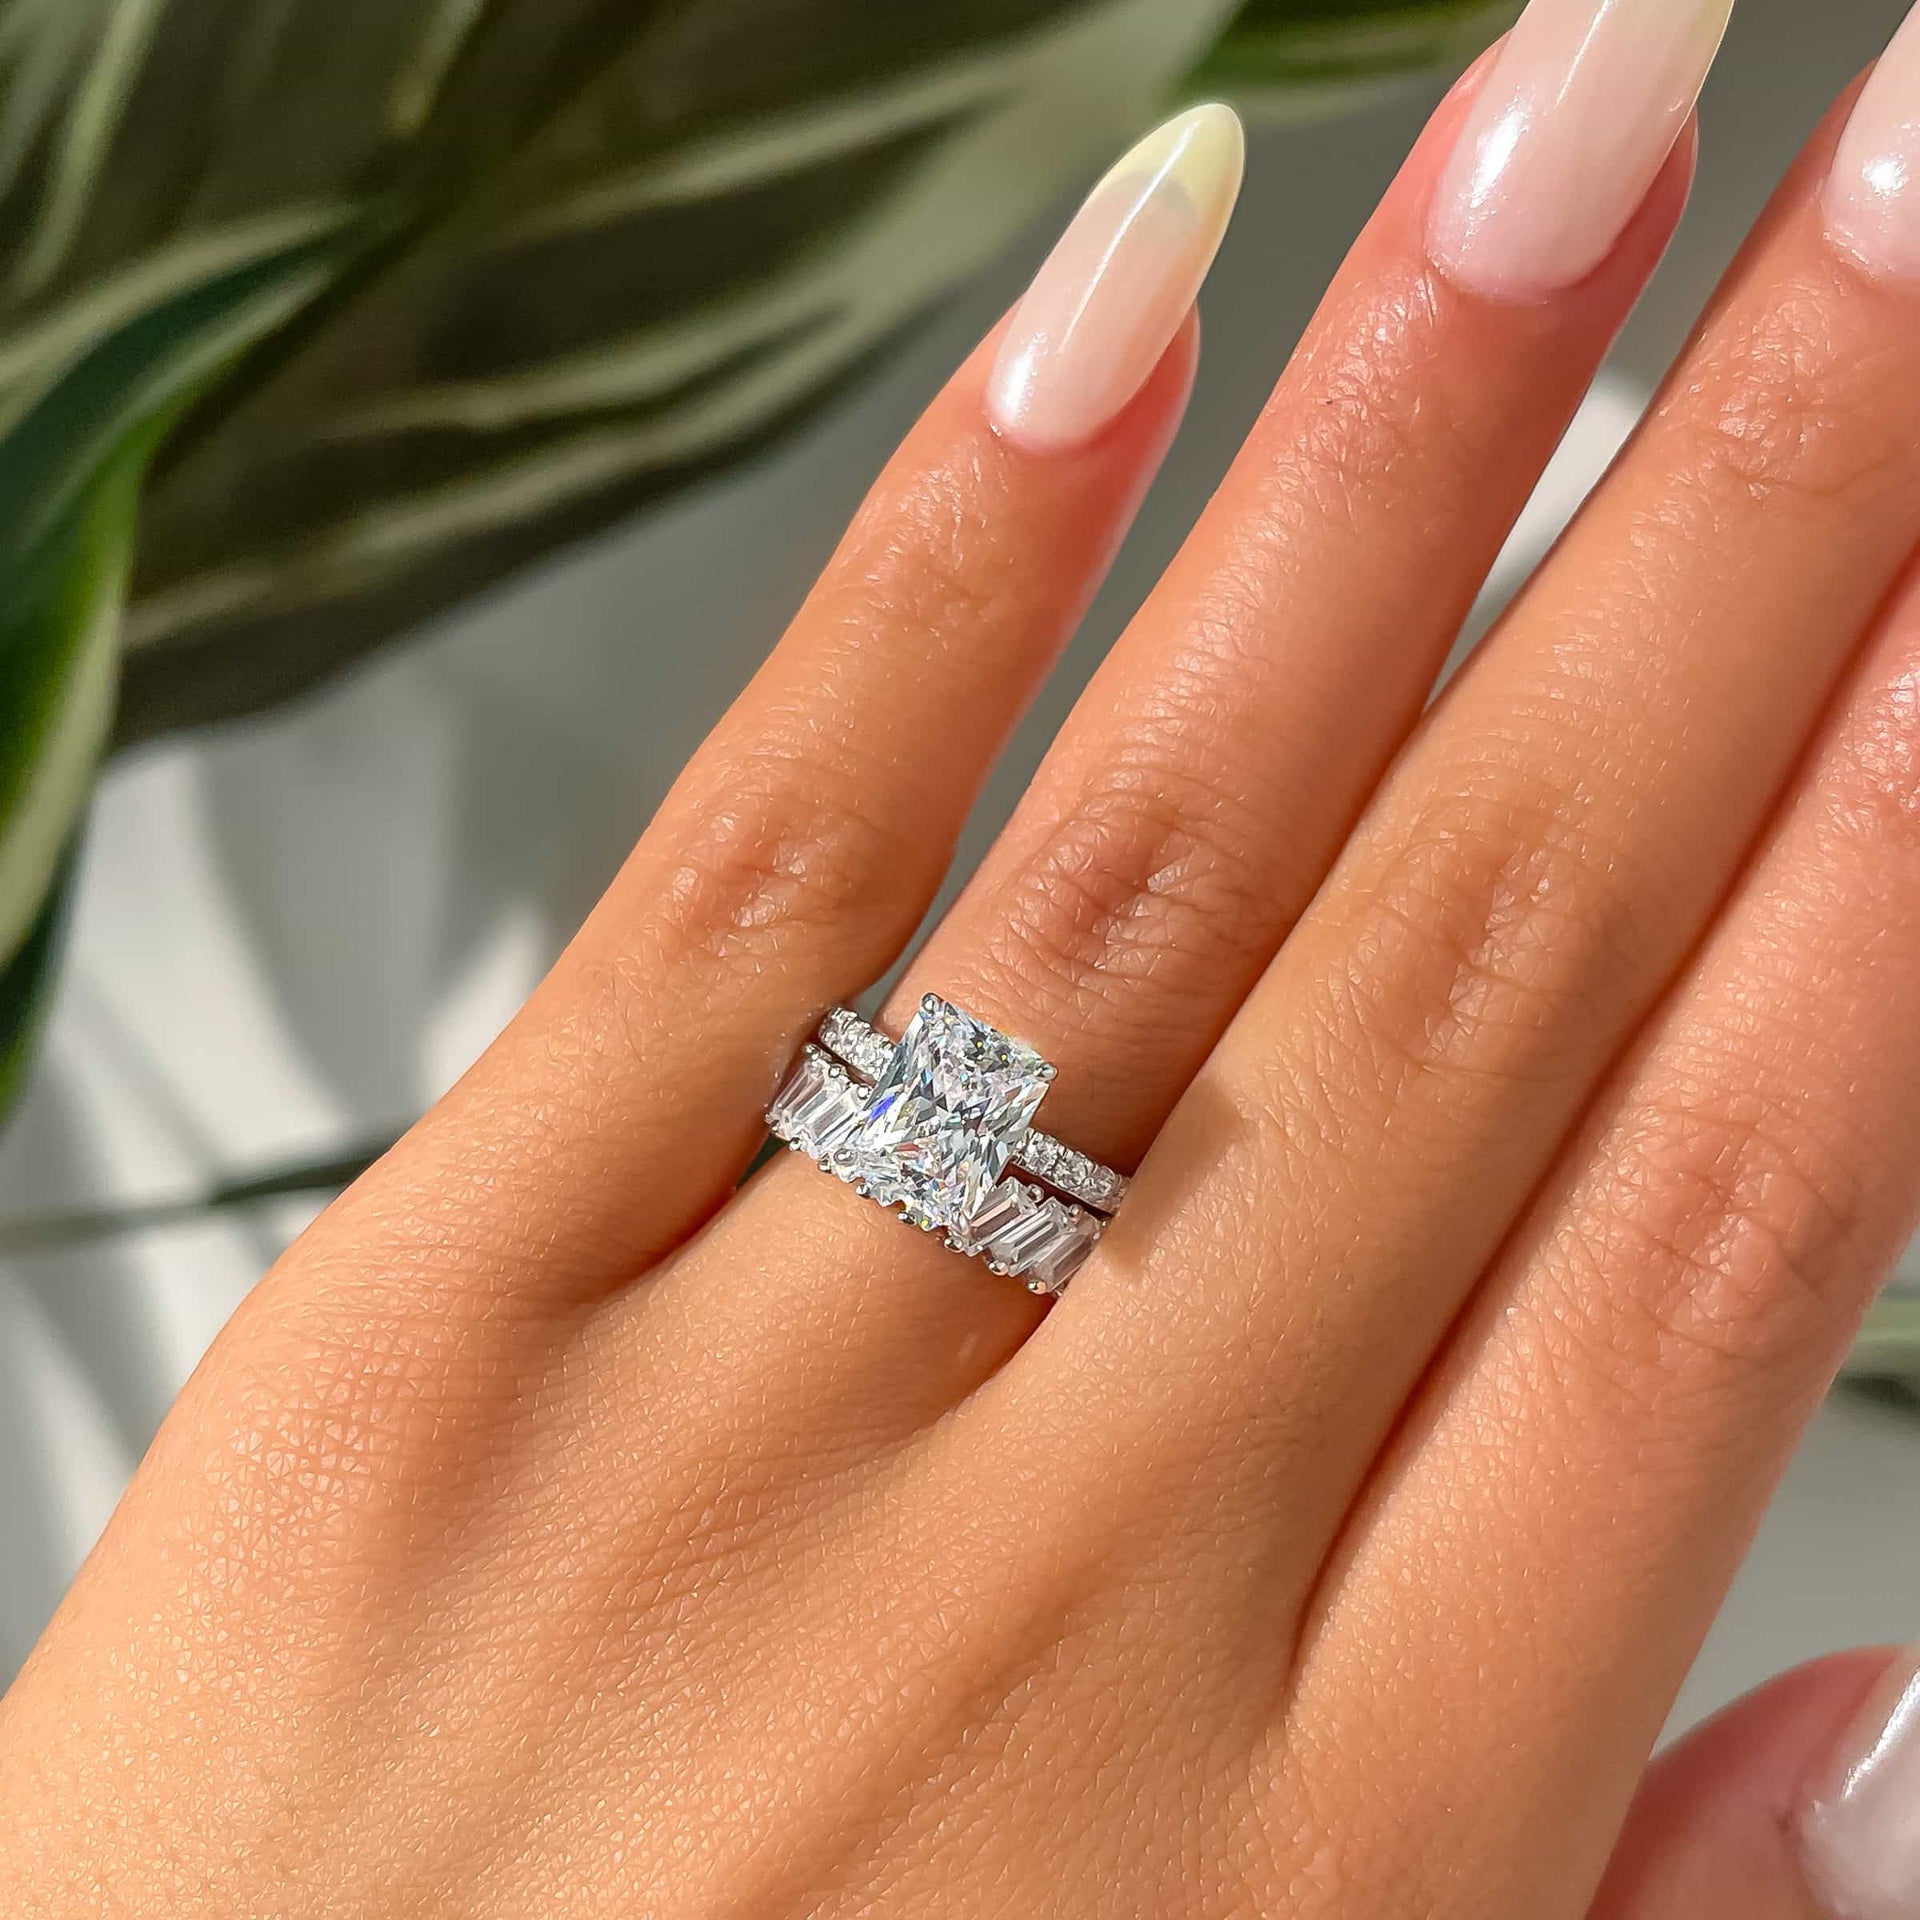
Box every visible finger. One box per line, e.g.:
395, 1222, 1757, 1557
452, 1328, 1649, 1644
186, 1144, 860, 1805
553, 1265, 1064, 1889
272, 112, 1232, 1324
888, 55, 1695, 1166
1592, 1653, 1895, 1920
1290, 536, 1920, 1914
655, 40, 1701, 1422
1020, 67, 1920, 1576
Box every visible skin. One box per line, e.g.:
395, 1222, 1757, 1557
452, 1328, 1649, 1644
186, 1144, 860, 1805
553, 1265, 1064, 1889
2, 59, 1918, 1920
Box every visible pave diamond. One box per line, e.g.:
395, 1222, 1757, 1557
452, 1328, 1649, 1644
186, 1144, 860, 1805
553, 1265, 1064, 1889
820, 1007, 893, 1081
837, 997, 1054, 1235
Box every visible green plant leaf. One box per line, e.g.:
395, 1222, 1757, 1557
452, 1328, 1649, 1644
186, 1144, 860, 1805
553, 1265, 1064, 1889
2, 2, 1506, 748
0, 1, 1510, 1118
1847, 1295, 1920, 1395
102, 0, 1262, 742
0, 838, 76, 1125
0, 210, 357, 1094
1193, 0, 1517, 121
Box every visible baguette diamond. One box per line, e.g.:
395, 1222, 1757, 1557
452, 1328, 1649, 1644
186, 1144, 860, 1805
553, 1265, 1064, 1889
766, 1048, 862, 1159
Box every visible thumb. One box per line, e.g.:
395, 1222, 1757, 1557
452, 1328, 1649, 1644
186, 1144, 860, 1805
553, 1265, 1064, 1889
1592, 1650, 1920, 1920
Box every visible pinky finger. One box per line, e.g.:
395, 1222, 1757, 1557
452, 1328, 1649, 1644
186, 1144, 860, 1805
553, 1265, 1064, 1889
1591, 1652, 1895, 1920
1293, 556, 1920, 1916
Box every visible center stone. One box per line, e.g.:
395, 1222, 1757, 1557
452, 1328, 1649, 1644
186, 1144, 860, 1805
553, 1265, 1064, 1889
838, 997, 1054, 1235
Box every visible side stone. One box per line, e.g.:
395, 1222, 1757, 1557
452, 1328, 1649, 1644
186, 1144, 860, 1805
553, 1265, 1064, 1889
766, 1048, 862, 1159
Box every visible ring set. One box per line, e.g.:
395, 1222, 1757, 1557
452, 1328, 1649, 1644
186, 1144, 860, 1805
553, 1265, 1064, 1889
767, 996, 1129, 1296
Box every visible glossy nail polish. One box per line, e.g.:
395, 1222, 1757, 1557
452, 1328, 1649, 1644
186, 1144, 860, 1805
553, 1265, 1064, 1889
986, 103, 1244, 453
1825, 2, 1920, 280
1429, 0, 1731, 300
1799, 1649, 1920, 1918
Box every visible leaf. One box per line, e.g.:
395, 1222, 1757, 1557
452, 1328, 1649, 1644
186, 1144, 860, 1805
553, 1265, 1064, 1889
1846, 1295, 1920, 1395
0, 210, 359, 1098
1193, 0, 1518, 122
99, 0, 1262, 741
0, 839, 76, 1125
0, 2, 1504, 744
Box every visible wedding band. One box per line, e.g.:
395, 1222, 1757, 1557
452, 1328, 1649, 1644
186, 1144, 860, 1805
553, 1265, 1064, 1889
765, 996, 1129, 1296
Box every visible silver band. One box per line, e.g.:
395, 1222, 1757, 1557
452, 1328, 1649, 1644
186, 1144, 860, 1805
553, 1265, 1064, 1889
764, 997, 1130, 1297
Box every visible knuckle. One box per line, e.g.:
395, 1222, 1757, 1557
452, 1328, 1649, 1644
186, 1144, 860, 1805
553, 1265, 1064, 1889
192, 1272, 527, 1586
1663, 285, 1911, 515
1317, 770, 1638, 1100
1822, 664, 1920, 859
970, 767, 1278, 1027
843, 445, 1014, 639
641, 752, 922, 973
1257, 273, 1449, 543
1556, 1077, 1869, 1401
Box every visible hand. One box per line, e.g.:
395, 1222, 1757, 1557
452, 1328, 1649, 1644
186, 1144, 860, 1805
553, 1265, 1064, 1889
9, 4, 1920, 1915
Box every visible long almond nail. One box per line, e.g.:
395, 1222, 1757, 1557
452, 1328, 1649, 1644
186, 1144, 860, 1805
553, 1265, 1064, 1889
986, 103, 1244, 453
1799, 1648, 1920, 1918
1429, 0, 1731, 300
1825, 3, 1920, 280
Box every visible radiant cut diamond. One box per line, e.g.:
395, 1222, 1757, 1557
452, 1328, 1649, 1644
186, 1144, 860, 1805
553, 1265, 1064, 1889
837, 997, 1054, 1235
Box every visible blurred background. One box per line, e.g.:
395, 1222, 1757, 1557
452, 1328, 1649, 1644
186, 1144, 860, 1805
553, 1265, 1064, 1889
1, 0, 1917, 1719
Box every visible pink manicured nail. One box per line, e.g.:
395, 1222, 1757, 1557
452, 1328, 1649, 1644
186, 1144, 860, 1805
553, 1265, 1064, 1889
1799, 1648, 1920, 1918
1825, 2, 1920, 280
987, 103, 1244, 453
1429, 0, 1731, 300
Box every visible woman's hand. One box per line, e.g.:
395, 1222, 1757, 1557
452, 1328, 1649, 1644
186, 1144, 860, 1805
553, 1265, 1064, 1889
9, 2, 1920, 1914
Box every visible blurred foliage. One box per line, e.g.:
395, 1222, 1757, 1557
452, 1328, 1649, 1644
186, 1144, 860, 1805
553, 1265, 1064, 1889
1847, 1294, 1920, 1400
0, 0, 1510, 1113
1198, 0, 1519, 118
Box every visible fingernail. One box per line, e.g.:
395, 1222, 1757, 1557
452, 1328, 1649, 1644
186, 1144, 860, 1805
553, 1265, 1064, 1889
1825, 3, 1920, 280
986, 103, 1243, 453
1428, 0, 1731, 300
1799, 1648, 1920, 1919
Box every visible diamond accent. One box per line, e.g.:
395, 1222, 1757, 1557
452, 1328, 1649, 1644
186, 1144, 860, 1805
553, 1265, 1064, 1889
962, 1178, 1038, 1253
766, 1048, 861, 1158
985, 1195, 1071, 1276
1025, 1205, 1099, 1294
954, 1181, 1097, 1296
837, 998, 1054, 1236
